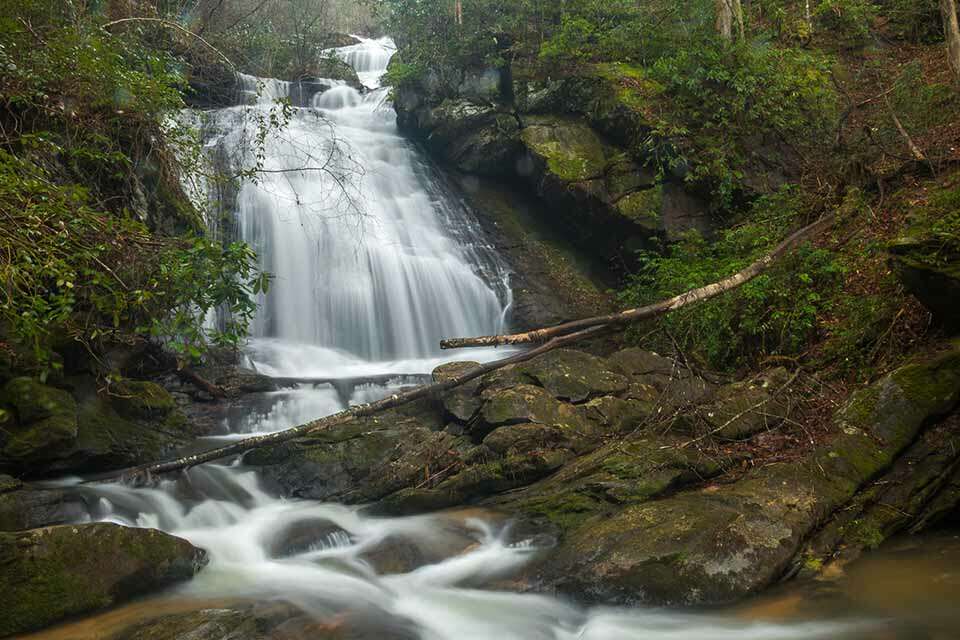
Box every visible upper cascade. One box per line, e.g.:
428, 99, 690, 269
198, 36, 511, 377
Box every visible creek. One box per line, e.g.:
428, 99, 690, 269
29, 37, 960, 640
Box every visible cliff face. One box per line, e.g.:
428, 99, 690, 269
391, 62, 727, 269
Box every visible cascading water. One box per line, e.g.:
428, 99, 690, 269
51, 37, 869, 640
217, 36, 510, 378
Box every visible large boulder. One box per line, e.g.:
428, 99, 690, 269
245, 401, 453, 502
0, 376, 193, 478
526, 345, 960, 606
0, 378, 78, 467
1, 523, 207, 636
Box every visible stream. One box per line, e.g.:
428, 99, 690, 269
26, 37, 960, 640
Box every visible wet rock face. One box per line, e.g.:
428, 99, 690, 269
526, 345, 960, 606
890, 229, 960, 330
0, 523, 207, 636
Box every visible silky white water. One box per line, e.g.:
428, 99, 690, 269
66, 38, 868, 639
209, 36, 511, 376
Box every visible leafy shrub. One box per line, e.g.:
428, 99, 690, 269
619, 189, 843, 370
0, 1, 271, 374
0, 150, 267, 373
877, 0, 941, 42
814, 0, 878, 46
646, 41, 837, 203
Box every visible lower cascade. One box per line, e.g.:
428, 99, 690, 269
34, 37, 918, 640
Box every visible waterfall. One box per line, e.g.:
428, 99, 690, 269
204, 37, 511, 378
53, 37, 866, 640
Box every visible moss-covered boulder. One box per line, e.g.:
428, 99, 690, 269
1, 376, 192, 478
0, 378, 78, 466
109, 380, 177, 419
1, 523, 207, 636
491, 436, 740, 532
514, 348, 630, 403
527, 345, 960, 606
245, 403, 453, 503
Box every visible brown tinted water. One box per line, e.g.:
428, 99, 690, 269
21, 530, 960, 640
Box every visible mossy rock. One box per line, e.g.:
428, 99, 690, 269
480, 384, 573, 427
520, 117, 610, 183
0, 378, 78, 466
615, 187, 661, 229
530, 344, 960, 606
422, 100, 522, 176
890, 232, 960, 329
0, 523, 207, 636
606, 348, 679, 378
494, 436, 737, 532
247, 412, 458, 503
109, 380, 176, 419
433, 361, 483, 423
515, 348, 630, 403
696, 369, 792, 440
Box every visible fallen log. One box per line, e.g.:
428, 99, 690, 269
105, 325, 611, 483
102, 215, 834, 482
440, 215, 834, 350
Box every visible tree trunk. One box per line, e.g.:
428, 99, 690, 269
942, 0, 960, 83
716, 0, 745, 41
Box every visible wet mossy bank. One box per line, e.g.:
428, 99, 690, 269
241, 342, 960, 606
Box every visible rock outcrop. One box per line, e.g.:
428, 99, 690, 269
0, 376, 193, 478
245, 344, 960, 607
393, 65, 715, 266
1, 523, 207, 636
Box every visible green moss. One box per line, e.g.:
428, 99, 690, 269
110, 380, 176, 419
593, 62, 663, 113
803, 555, 824, 573
0, 378, 78, 463
520, 118, 609, 182
616, 188, 661, 226
841, 519, 885, 550
0, 524, 203, 636
517, 491, 605, 530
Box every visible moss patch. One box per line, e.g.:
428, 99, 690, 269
521, 117, 610, 182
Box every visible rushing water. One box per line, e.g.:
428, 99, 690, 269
37, 37, 938, 640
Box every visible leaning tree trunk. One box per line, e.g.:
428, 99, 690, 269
942, 0, 960, 84
98, 215, 834, 483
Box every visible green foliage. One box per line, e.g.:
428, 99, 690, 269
877, 0, 941, 42
814, 0, 878, 46
382, 60, 424, 89
646, 41, 837, 204
0, 150, 267, 372
539, 1, 716, 66
619, 189, 843, 370
0, 0, 272, 374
